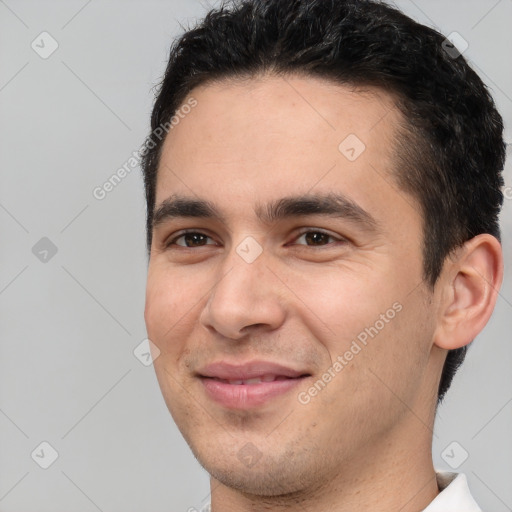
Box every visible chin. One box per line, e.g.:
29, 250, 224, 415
190, 442, 317, 498
209, 465, 305, 497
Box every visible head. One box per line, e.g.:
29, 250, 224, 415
142, 0, 504, 500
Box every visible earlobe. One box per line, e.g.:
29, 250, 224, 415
433, 234, 503, 351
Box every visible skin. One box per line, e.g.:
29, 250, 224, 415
144, 74, 503, 511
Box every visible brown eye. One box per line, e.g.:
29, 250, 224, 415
167, 232, 215, 248
294, 230, 343, 247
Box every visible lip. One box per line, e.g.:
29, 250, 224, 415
198, 360, 308, 380
197, 360, 311, 409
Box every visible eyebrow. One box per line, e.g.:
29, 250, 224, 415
152, 192, 379, 232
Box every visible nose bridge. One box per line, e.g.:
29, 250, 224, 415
200, 241, 287, 339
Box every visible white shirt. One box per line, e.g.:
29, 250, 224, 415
423, 472, 482, 511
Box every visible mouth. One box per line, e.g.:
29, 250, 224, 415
205, 374, 306, 385
197, 360, 311, 409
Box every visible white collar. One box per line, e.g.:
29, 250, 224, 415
423, 472, 482, 511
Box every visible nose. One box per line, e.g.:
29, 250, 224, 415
199, 250, 287, 340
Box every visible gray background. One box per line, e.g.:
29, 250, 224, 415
0, 0, 511, 511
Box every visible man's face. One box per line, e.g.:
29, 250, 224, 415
144, 75, 441, 495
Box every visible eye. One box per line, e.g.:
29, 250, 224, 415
293, 229, 346, 247
163, 228, 347, 250
165, 231, 217, 248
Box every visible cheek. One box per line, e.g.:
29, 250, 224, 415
145, 267, 200, 419
290, 265, 388, 344
342, 291, 433, 408
303, 267, 429, 387
144, 264, 200, 351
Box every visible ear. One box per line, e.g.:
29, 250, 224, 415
433, 234, 503, 350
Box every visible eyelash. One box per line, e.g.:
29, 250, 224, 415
164, 229, 347, 249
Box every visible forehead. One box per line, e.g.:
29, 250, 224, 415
154, 74, 413, 229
